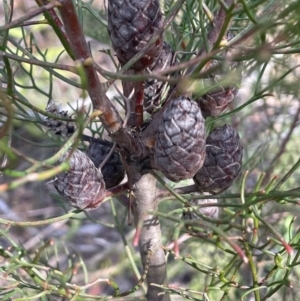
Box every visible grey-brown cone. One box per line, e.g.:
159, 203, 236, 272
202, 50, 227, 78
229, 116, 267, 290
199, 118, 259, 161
43, 99, 75, 137
144, 42, 175, 113
193, 124, 243, 194
86, 140, 125, 189
196, 32, 242, 118
154, 96, 206, 182
107, 0, 164, 70
54, 149, 106, 210
197, 85, 239, 118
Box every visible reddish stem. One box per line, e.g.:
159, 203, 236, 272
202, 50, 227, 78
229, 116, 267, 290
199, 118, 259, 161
35, 0, 75, 60
135, 81, 145, 128
57, 0, 140, 155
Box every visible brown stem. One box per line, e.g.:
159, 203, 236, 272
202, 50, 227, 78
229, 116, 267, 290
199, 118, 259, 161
57, 0, 140, 155
35, 0, 75, 60
122, 75, 145, 128
105, 182, 129, 198
134, 81, 145, 128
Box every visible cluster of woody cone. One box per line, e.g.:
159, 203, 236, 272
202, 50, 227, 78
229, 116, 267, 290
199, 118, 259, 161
49, 0, 243, 215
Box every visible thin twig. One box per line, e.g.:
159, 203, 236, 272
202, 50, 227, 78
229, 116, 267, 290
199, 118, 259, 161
99, 143, 116, 170
0, 1, 62, 31
265, 103, 300, 175
0, 51, 77, 73
112, 82, 135, 128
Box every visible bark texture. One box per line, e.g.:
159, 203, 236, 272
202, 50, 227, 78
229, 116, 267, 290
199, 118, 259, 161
128, 164, 169, 301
